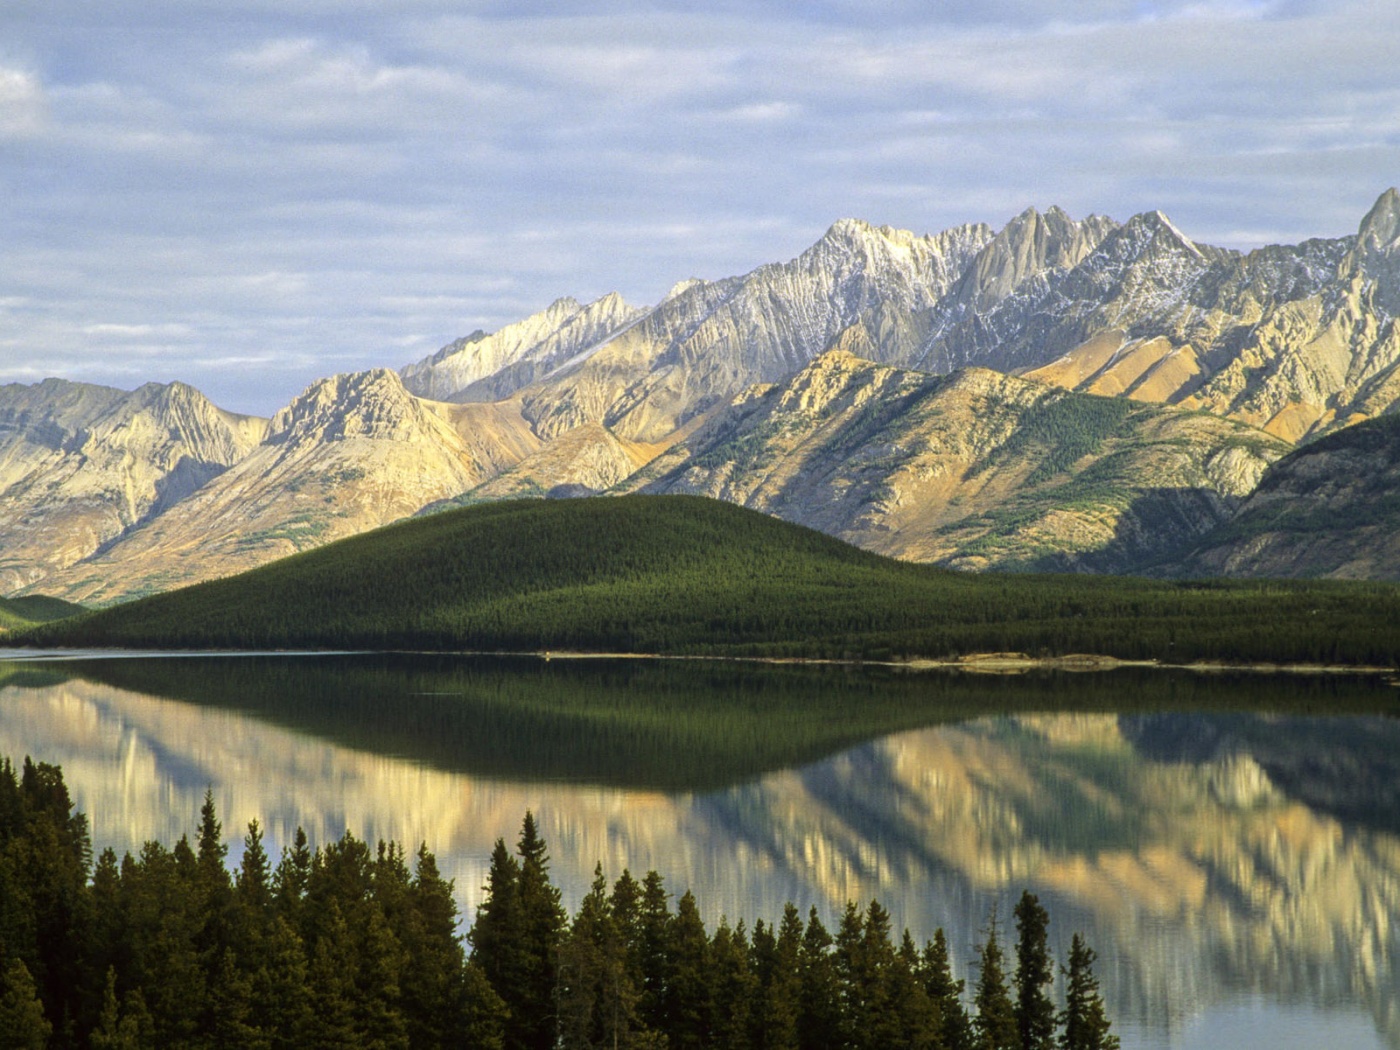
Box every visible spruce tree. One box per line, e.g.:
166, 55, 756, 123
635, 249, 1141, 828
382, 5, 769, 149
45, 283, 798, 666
972, 910, 1018, 1050
306, 901, 360, 1050
831, 902, 864, 1049
471, 837, 521, 994
922, 928, 973, 1050
1014, 892, 1056, 1050
402, 845, 467, 1050
0, 959, 52, 1050
892, 930, 938, 1050
1059, 935, 1118, 1050
755, 904, 802, 1050
796, 907, 838, 1050
271, 827, 311, 929
253, 916, 316, 1050
90, 970, 153, 1050
462, 961, 508, 1050
514, 813, 566, 1050
709, 918, 758, 1049
635, 870, 672, 1033
665, 890, 711, 1050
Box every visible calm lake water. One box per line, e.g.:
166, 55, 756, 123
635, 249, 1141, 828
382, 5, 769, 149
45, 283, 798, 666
0, 650, 1397, 1050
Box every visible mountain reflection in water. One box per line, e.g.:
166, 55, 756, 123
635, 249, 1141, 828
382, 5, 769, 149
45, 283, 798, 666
0, 653, 1396, 1050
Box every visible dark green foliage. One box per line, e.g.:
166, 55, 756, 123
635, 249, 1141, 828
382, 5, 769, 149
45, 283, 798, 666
0, 594, 84, 632
0, 756, 1122, 1050
0, 959, 52, 1050
666, 890, 712, 1050
24, 494, 1400, 667
973, 912, 1018, 1050
1059, 936, 1119, 1050
923, 928, 974, 1050
1014, 892, 1056, 1050
975, 392, 1137, 486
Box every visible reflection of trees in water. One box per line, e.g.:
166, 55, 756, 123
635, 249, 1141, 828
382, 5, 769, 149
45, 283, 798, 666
0, 657, 1397, 1046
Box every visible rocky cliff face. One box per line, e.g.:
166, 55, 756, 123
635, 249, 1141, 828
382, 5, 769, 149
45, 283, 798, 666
636, 349, 1286, 572
957, 192, 1400, 443
400, 293, 644, 403
515, 218, 995, 443
25, 370, 530, 603
1168, 413, 1400, 579
0, 379, 267, 593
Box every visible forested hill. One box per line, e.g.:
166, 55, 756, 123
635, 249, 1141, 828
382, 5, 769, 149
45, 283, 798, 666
22, 495, 1400, 665
0, 594, 85, 632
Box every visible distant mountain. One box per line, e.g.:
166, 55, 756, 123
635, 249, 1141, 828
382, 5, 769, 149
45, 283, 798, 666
0, 379, 266, 593
8, 190, 1400, 601
504, 218, 994, 443
400, 293, 644, 403
26, 369, 538, 604
967, 193, 1400, 443
633, 348, 1289, 572
1169, 413, 1400, 579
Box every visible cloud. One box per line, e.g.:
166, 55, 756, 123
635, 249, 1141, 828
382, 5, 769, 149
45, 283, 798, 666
0, 67, 47, 137
0, 1, 1396, 414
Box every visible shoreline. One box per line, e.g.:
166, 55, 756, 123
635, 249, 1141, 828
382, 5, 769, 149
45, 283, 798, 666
4, 645, 1395, 678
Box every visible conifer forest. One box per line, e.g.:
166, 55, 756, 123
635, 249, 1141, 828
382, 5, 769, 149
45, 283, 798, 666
0, 755, 1120, 1050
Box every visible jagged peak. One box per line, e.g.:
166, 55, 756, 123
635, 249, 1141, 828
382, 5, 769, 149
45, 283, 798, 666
1358, 187, 1400, 252
270, 368, 424, 443
663, 277, 707, 301
1114, 209, 1205, 259
818, 217, 932, 254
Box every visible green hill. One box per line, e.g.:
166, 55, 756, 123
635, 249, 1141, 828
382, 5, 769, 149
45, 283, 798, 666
0, 594, 86, 632
22, 495, 1400, 665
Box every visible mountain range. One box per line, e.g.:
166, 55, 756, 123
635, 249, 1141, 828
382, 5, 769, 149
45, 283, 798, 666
7, 188, 1400, 604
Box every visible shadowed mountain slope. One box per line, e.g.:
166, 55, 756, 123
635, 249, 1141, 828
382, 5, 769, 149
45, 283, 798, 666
632, 348, 1289, 573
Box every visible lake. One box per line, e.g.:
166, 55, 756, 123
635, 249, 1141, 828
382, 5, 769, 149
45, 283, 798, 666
0, 650, 1397, 1049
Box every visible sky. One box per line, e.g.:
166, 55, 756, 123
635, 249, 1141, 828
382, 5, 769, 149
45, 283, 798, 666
1, 1, 1397, 417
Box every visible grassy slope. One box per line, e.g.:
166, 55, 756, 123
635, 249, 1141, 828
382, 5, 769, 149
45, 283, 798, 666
22, 495, 1400, 665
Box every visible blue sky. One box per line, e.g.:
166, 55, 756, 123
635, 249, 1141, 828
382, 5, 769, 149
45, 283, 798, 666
2, 0, 1397, 416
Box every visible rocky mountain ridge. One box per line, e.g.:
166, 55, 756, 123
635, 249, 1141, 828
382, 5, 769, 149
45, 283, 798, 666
8, 189, 1400, 601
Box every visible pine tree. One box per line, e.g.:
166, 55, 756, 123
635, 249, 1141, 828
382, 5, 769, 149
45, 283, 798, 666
253, 916, 316, 1050
796, 907, 838, 1050
306, 901, 360, 1050
708, 918, 757, 1049
922, 928, 973, 1050
90, 970, 152, 1050
1014, 892, 1056, 1050
515, 810, 566, 1049
271, 827, 312, 929
754, 904, 801, 1050
830, 902, 861, 1046
665, 890, 711, 1050
892, 930, 938, 1050
1059, 936, 1118, 1050
402, 844, 467, 1050
634, 870, 671, 1033
972, 909, 1018, 1050
0, 959, 52, 1050
236, 820, 271, 917
462, 961, 508, 1050
471, 836, 522, 1027
474, 815, 565, 1050
354, 905, 410, 1050
208, 948, 263, 1050
856, 901, 901, 1050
